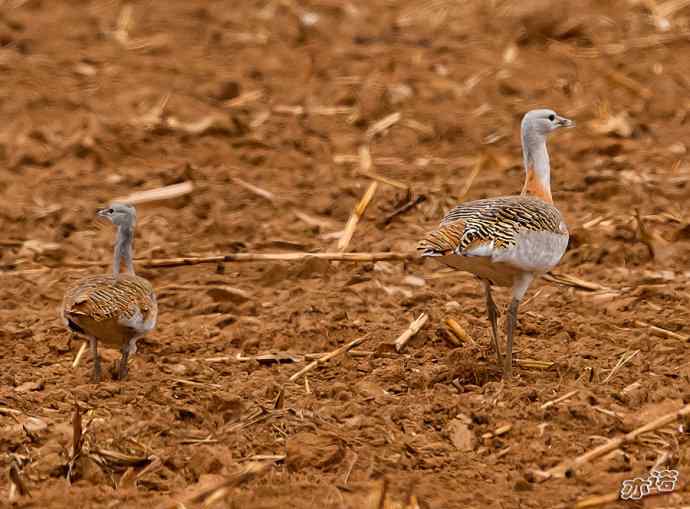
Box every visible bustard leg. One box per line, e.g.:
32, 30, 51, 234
117, 343, 130, 380
117, 338, 139, 380
89, 336, 101, 383
505, 272, 534, 378
482, 280, 502, 366
504, 299, 520, 377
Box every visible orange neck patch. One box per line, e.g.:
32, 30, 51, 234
521, 167, 553, 203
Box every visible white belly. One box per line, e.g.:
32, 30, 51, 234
437, 255, 520, 286
436, 230, 568, 286
493, 230, 568, 273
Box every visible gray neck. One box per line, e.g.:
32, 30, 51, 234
522, 129, 550, 186
112, 224, 135, 276
521, 127, 552, 202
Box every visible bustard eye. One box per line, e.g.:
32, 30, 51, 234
548, 114, 555, 121
107, 208, 114, 214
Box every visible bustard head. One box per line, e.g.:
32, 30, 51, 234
97, 203, 136, 228
521, 109, 575, 137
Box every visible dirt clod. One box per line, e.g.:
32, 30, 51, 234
447, 419, 476, 452
286, 432, 344, 472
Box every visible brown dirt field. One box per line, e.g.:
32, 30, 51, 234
1, 1, 690, 508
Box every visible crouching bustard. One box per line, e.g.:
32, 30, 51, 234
418, 109, 574, 377
63, 204, 157, 382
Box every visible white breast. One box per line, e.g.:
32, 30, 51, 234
118, 306, 157, 335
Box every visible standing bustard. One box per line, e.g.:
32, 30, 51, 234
418, 109, 574, 377
63, 204, 157, 382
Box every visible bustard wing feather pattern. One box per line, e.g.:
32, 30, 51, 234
418, 196, 565, 256
63, 274, 156, 325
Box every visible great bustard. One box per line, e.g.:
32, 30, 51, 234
418, 109, 574, 377
63, 203, 157, 382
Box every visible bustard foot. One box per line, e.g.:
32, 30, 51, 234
115, 345, 130, 381
116, 364, 129, 380
91, 360, 102, 384
504, 298, 520, 378
503, 357, 513, 378
89, 336, 101, 383
483, 281, 502, 367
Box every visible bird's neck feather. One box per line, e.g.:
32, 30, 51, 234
521, 131, 552, 203
113, 224, 135, 277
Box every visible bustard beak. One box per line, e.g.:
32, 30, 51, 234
557, 116, 575, 128
96, 207, 110, 218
